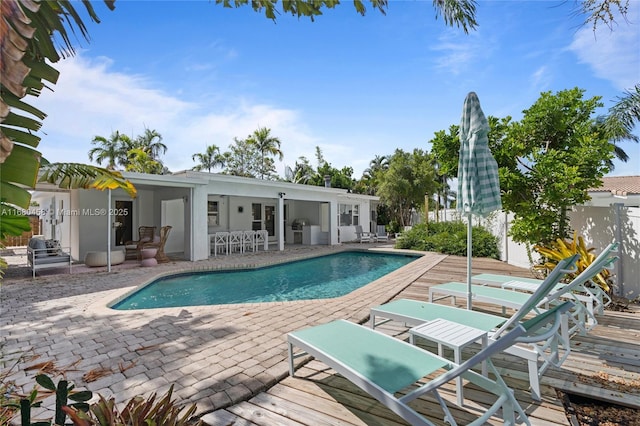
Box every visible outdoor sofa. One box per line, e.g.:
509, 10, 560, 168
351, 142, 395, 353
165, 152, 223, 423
27, 237, 72, 278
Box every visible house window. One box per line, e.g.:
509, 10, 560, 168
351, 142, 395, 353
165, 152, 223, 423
338, 203, 360, 226
208, 201, 219, 226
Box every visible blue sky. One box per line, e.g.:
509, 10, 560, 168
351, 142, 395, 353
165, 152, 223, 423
33, 0, 639, 178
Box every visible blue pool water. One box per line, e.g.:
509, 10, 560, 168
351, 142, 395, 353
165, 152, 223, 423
111, 251, 418, 310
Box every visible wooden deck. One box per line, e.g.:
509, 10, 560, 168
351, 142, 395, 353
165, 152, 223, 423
204, 254, 640, 425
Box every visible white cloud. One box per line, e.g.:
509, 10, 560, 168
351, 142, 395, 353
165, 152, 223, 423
530, 65, 551, 92
32, 55, 320, 175
430, 30, 483, 75
569, 3, 640, 90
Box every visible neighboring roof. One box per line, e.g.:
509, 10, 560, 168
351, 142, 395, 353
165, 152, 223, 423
590, 176, 640, 196
585, 176, 640, 207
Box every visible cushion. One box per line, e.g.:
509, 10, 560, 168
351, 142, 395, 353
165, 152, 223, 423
45, 239, 61, 256
29, 238, 48, 258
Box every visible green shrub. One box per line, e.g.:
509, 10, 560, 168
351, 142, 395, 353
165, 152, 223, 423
396, 221, 500, 259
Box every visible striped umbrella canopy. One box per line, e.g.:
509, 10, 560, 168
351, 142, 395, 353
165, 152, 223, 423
457, 92, 502, 309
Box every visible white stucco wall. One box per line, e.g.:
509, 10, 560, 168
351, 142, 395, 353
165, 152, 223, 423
570, 205, 640, 300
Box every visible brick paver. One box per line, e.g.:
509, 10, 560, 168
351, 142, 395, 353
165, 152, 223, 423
0, 244, 444, 420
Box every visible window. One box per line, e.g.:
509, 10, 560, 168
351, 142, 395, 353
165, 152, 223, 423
208, 201, 219, 226
338, 203, 360, 226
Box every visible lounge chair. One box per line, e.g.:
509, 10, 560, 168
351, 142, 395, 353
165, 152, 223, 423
288, 302, 574, 426
430, 247, 617, 335
370, 254, 579, 401
375, 225, 389, 242
472, 242, 618, 318
354, 225, 372, 243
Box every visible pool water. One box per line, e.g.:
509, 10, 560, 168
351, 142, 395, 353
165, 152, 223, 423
111, 251, 418, 310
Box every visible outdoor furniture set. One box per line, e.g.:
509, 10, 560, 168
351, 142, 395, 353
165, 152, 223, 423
124, 225, 173, 264
354, 225, 389, 243
209, 230, 269, 256
26, 237, 72, 278
287, 244, 618, 425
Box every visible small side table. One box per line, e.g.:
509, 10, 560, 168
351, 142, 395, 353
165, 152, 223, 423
409, 319, 488, 406
140, 248, 158, 267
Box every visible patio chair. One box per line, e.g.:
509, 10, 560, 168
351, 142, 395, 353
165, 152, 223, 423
430, 247, 617, 336
472, 242, 618, 318
288, 302, 574, 426
255, 229, 268, 251
212, 231, 229, 256
140, 225, 172, 263
123, 226, 156, 260
354, 225, 372, 243
242, 230, 256, 253
370, 254, 579, 401
228, 231, 243, 253
375, 225, 389, 242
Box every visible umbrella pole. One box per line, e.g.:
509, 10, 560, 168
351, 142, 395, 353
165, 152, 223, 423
467, 214, 472, 310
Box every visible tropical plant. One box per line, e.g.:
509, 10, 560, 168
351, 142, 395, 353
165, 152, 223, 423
377, 148, 436, 228
134, 127, 167, 161
499, 88, 614, 247
88, 131, 132, 170
598, 83, 640, 168
222, 137, 261, 177
125, 148, 163, 174
533, 232, 613, 293
191, 144, 225, 172
245, 127, 283, 180
359, 155, 389, 195
395, 221, 500, 259
3, 373, 200, 426
0, 0, 136, 259
283, 156, 314, 184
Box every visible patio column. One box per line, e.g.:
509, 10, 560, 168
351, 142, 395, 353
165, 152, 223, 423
278, 192, 285, 251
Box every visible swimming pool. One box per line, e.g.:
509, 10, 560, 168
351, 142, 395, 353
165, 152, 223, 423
111, 251, 419, 310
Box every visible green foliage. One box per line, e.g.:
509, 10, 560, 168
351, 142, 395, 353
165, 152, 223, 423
3, 374, 200, 426
246, 127, 283, 180
499, 88, 614, 246
377, 149, 436, 228
395, 222, 500, 259
192, 144, 225, 173
214, 0, 478, 33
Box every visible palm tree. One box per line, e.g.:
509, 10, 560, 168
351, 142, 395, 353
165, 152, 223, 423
134, 127, 167, 160
192, 144, 225, 172
88, 131, 132, 170
126, 148, 163, 174
246, 127, 283, 179
361, 155, 389, 195
284, 156, 314, 184
599, 84, 639, 168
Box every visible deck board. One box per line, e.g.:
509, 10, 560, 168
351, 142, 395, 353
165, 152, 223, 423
203, 252, 640, 425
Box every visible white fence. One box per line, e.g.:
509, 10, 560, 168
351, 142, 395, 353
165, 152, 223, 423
421, 206, 639, 300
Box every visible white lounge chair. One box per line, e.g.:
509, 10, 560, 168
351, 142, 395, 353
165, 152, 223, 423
430, 247, 617, 336
472, 242, 618, 319
288, 302, 574, 426
375, 225, 389, 242
354, 225, 372, 243
370, 254, 579, 401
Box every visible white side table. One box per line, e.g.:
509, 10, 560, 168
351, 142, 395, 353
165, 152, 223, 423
409, 318, 488, 406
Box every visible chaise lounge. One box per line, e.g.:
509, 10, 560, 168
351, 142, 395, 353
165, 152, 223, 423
288, 302, 574, 425
370, 254, 579, 401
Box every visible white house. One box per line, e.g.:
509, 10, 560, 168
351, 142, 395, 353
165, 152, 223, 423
31, 171, 379, 264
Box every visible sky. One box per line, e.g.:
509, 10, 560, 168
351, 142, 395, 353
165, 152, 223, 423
32, 0, 640, 178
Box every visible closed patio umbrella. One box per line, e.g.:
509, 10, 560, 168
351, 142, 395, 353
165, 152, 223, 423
457, 92, 502, 309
